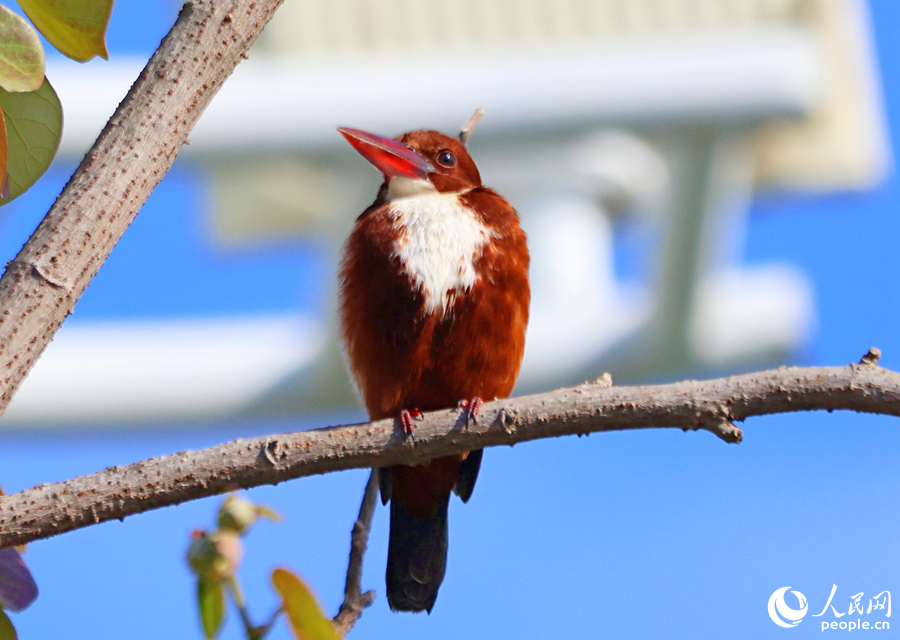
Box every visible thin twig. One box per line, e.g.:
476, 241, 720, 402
1, 355, 898, 548
333, 470, 379, 636
256, 607, 283, 640
226, 575, 258, 638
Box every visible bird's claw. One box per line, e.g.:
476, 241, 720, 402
458, 397, 484, 429
399, 408, 423, 439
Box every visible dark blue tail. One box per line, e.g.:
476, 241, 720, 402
385, 495, 449, 613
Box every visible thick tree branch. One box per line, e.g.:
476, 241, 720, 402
0, 355, 897, 548
0, 0, 284, 416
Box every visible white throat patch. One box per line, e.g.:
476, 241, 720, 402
386, 176, 436, 200
389, 185, 490, 315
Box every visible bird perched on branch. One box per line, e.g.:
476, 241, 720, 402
337, 113, 530, 613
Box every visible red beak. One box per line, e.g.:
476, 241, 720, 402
338, 127, 434, 180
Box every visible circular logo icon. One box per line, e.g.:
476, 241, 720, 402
768, 587, 808, 628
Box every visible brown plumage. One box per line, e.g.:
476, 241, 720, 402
337, 126, 529, 612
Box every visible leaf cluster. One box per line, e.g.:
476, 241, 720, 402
0, 0, 112, 204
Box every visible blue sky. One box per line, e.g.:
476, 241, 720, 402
1, 2, 899, 639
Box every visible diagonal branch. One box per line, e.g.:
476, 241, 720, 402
0, 0, 285, 417
0, 352, 897, 549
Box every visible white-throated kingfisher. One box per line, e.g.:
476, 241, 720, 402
337, 123, 529, 612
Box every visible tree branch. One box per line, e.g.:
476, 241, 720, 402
332, 470, 378, 636
0, 0, 285, 416
0, 354, 897, 548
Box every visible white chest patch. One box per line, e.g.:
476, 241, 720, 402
390, 191, 491, 315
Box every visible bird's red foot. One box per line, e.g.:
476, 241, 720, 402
458, 397, 484, 429
399, 408, 423, 437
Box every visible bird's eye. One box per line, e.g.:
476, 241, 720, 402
436, 150, 456, 168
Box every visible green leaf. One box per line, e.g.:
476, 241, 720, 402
0, 610, 17, 640
17, 0, 112, 62
0, 6, 44, 92
197, 577, 225, 640
271, 568, 342, 640
0, 75, 62, 206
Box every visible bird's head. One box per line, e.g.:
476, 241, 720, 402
338, 127, 482, 198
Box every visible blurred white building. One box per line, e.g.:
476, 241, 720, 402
5, 0, 889, 424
